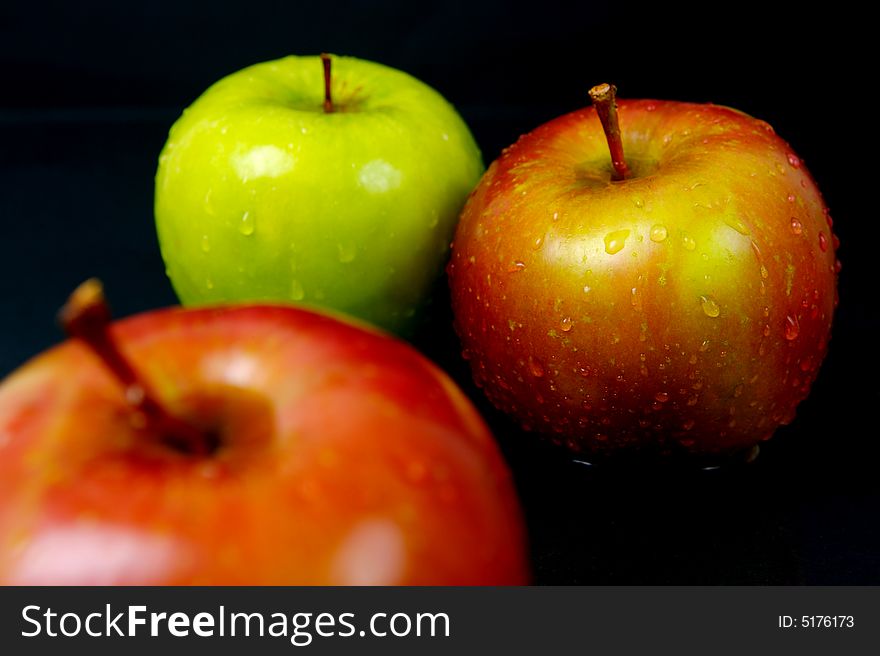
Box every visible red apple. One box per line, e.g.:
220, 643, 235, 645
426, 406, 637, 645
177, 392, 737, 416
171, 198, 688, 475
448, 84, 838, 460
0, 281, 527, 584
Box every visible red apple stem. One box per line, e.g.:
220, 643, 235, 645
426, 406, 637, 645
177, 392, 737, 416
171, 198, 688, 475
321, 53, 334, 113
588, 83, 632, 181
58, 280, 208, 456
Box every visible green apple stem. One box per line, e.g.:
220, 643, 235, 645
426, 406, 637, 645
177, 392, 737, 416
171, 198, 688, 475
588, 83, 632, 181
59, 280, 209, 456
321, 53, 334, 113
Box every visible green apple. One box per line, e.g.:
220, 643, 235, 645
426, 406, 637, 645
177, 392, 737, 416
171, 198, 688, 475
155, 54, 483, 334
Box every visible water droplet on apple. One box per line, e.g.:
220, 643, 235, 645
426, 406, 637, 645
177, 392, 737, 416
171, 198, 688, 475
818, 232, 828, 252
700, 295, 721, 318
655, 391, 669, 403
552, 211, 559, 221
630, 285, 642, 311
583, 285, 591, 294
559, 317, 573, 332
528, 357, 544, 378
787, 152, 801, 168
824, 208, 834, 227
201, 235, 211, 252
337, 242, 357, 263
724, 216, 750, 236
763, 324, 771, 337
784, 314, 800, 340
834, 259, 842, 273
533, 235, 544, 250
204, 188, 215, 215
699, 340, 710, 352
290, 279, 305, 301
790, 218, 803, 234
507, 261, 526, 273
650, 225, 668, 242
238, 211, 255, 236
604, 229, 630, 255
682, 234, 696, 251
787, 193, 796, 203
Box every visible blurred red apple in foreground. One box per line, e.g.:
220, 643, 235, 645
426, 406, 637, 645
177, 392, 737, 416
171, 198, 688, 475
449, 84, 838, 461
0, 281, 526, 584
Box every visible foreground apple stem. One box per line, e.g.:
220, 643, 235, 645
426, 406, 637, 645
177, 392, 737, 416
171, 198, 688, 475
588, 83, 632, 181
59, 280, 208, 455
321, 53, 333, 113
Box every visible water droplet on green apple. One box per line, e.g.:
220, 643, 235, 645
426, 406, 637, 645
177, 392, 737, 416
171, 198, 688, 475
290, 279, 305, 301
337, 242, 357, 263
238, 210, 255, 236
604, 229, 630, 255
700, 295, 721, 318
682, 234, 696, 251
204, 189, 216, 215
650, 225, 668, 242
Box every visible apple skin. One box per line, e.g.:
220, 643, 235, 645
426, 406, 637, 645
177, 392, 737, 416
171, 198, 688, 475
448, 99, 838, 459
155, 54, 484, 335
0, 305, 526, 584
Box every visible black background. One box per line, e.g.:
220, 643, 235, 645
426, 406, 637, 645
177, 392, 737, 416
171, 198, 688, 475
1, 1, 876, 583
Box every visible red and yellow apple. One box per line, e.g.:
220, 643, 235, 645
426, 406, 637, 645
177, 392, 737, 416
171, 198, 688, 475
448, 85, 838, 459
0, 282, 526, 584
